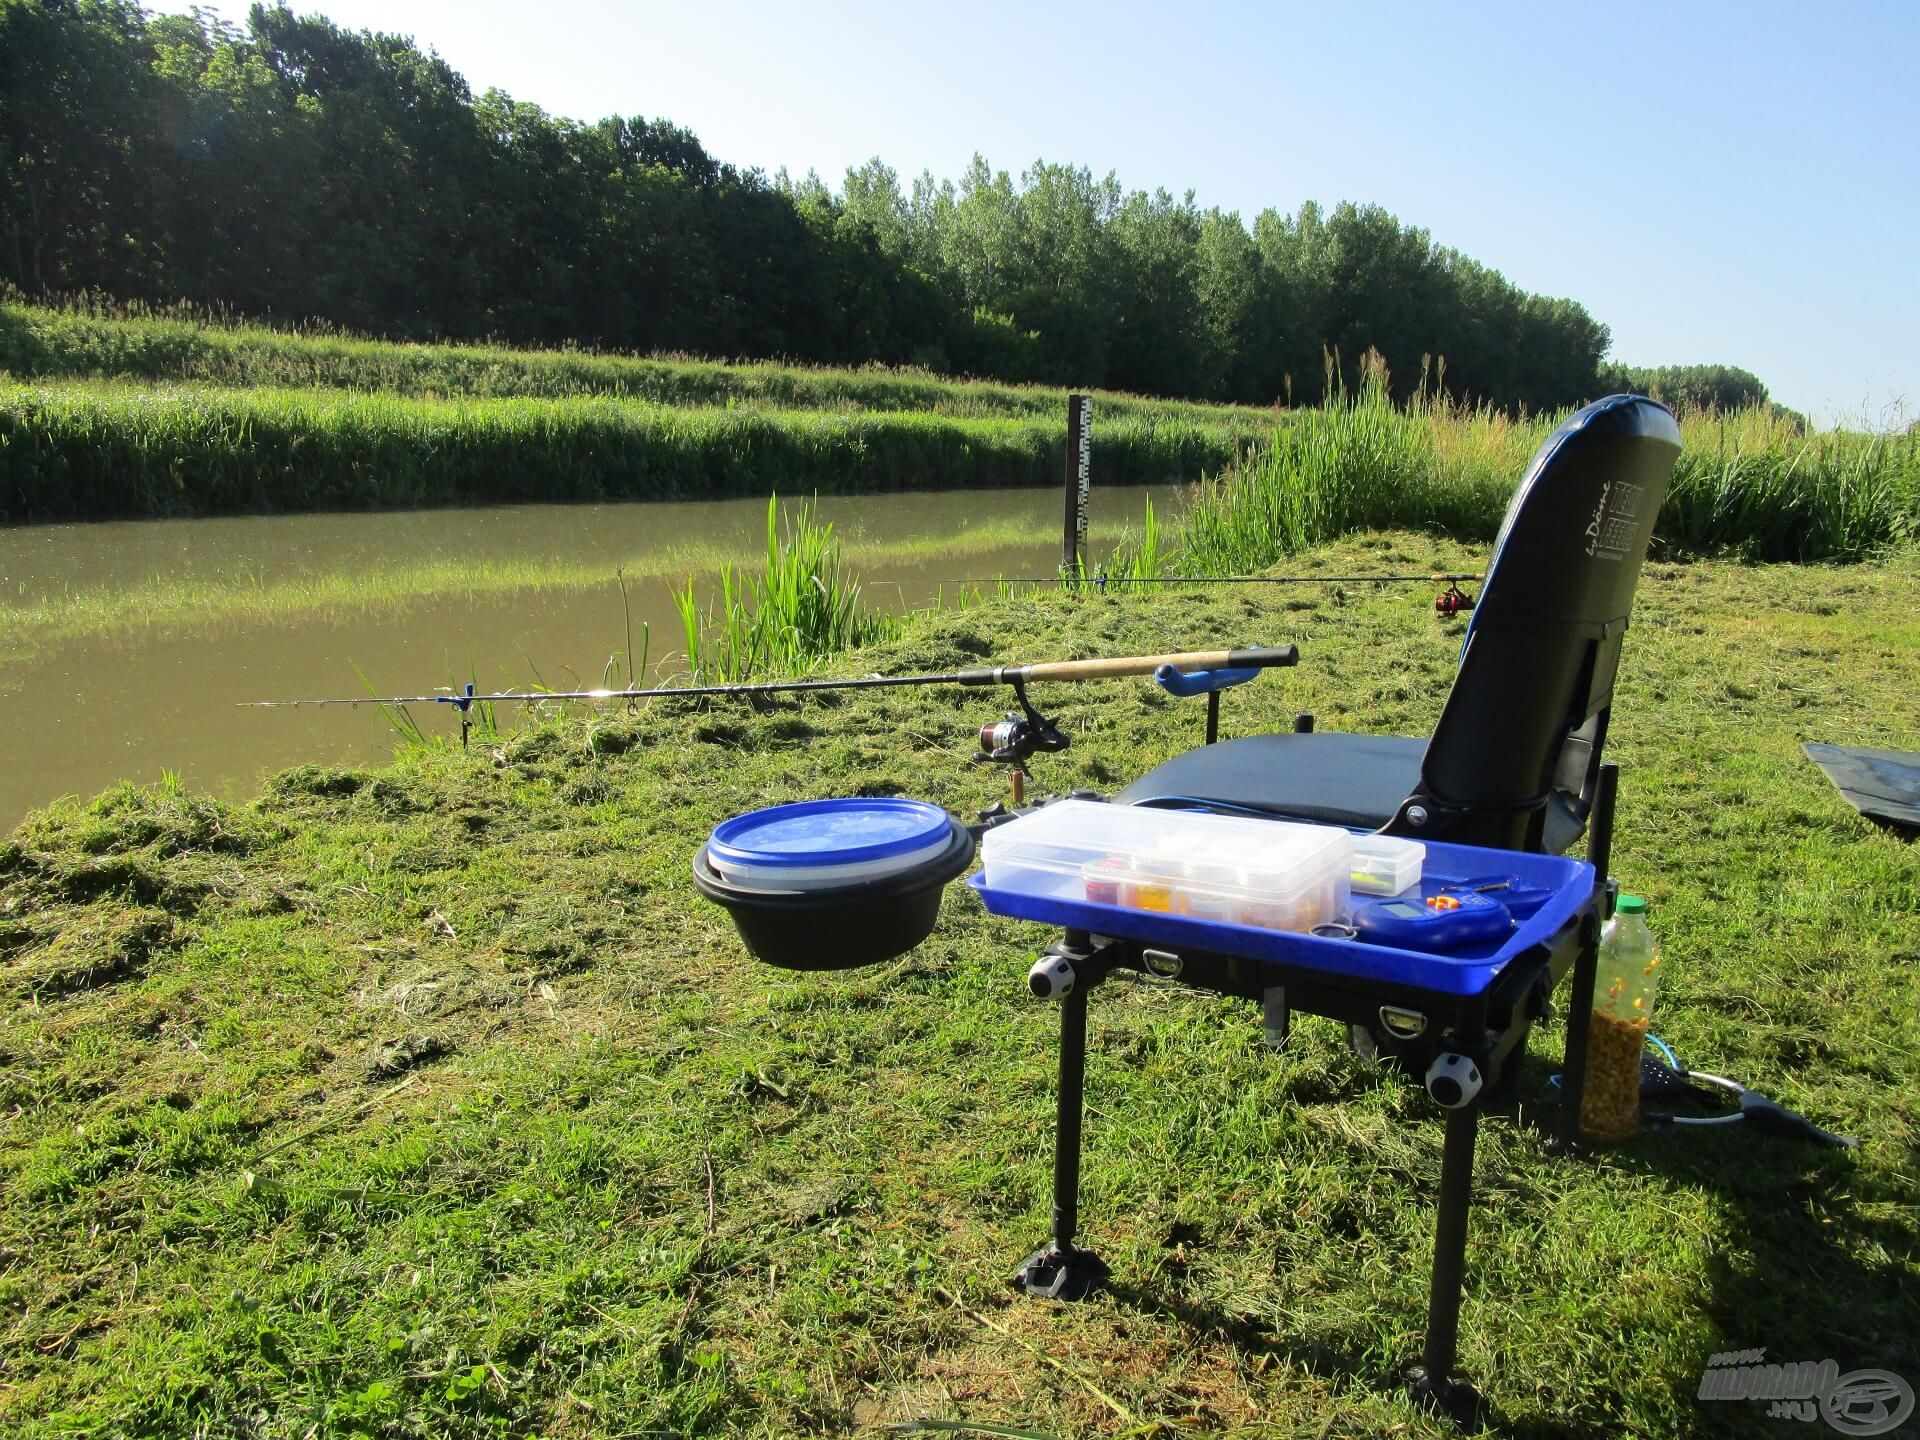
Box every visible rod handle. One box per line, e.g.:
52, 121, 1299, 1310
1017, 645, 1297, 684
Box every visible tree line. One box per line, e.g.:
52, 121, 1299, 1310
1, 0, 1771, 413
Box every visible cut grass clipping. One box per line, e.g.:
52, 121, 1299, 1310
3, 534, 1915, 1437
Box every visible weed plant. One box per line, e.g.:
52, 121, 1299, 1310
673, 499, 897, 685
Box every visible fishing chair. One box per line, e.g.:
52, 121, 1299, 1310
1119, 394, 1683, 856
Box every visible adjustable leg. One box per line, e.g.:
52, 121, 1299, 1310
1555, 920, 1601, 1152
1013, 973, 1108, 1300
1555, 762, 1619, 1151
1410, 1102, 1483, 1425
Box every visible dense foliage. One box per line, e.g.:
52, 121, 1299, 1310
5, 0, 1633, 409
1595, 362, 1776, 416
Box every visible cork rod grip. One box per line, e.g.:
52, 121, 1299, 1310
1019, 644, 1297, 684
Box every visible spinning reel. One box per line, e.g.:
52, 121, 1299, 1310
973, 677, 1070, 807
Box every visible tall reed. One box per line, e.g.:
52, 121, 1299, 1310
1173, 357, 1916, 570
673, 498, 897, 685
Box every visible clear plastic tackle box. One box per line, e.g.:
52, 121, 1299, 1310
1350, 835, 1425, 896
978, 800, 1353, 934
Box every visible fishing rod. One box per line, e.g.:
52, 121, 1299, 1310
240, 644, 1301, 752
949, 573, 1484, 616
948, 572, 1482, 586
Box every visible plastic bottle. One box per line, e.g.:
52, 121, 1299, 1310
1578, 894, 1662, 1144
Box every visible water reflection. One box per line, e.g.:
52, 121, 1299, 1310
1, 488, 1172, 827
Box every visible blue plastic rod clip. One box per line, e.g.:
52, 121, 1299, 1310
1152, 663, 1262, 698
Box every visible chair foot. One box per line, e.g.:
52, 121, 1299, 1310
1408, 1367, 1483, 1427
1011, 1242, 1108, 1302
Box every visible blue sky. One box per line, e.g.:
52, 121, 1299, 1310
162, 0, 1917, 426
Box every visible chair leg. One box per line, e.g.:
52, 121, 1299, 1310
1410, 1101, 1483, 1426
1556, 763, 1619, 1151
1014, 965, 1108, 1300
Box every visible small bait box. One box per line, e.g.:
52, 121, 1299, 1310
979, 800, 1353, 935
1351, 835, 1425, 896
694, 798, 975, 969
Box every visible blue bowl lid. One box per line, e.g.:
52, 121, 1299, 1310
708, 797, 954, 870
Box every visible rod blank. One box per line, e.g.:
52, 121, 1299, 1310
239, 644, 1300, 710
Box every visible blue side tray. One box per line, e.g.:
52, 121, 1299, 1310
968, 837, 1593, 997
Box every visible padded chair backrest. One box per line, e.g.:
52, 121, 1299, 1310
1395, 394, 1681, 851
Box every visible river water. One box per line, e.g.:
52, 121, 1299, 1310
0, 487, 1172, 829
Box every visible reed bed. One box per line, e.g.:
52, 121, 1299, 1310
0, 381, 1244, 521
1172, 376, 1916, 570
0, 302, 1274, 432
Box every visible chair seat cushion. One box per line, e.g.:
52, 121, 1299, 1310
1116, 732, 1427, 829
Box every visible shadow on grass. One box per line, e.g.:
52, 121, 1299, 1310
1488, 1042, 1915, 1437
1070, 1028, 1910, 1438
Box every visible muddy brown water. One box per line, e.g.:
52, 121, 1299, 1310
0, 487, 1175, 830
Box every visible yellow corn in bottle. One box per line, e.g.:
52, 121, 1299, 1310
1578, 894, 1661, 1144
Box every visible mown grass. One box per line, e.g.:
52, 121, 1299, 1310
3, 534, 1915, 1438
1171, 373, 1918, 568
0, 379, 1257, 523
0, 301, 1276, 429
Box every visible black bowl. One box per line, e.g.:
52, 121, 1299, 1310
692, 815, 976, 970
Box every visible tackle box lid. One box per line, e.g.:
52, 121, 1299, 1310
979, 799, 1351, 902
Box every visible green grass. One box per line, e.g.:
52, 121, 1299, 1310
3, 534, 1915, 1437
0, 300, 1276, 429
0, 379, 1258, 522
1170, 376, 1918, 569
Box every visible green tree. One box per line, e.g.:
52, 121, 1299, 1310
0, 0, 158, 293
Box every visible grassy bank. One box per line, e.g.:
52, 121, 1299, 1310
5, 309, 1912, 562
1172, 379, 1918, 569
0, 380, 1252, 522
0, 301, 1275, 429
3, 535, 1916, 1437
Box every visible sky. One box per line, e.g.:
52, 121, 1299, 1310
157, 0, 1919, 427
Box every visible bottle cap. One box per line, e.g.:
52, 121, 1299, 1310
1616, 893, 1647, 914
